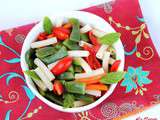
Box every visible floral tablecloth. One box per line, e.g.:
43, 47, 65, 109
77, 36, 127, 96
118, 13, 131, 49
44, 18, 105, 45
0, 0, 160, 119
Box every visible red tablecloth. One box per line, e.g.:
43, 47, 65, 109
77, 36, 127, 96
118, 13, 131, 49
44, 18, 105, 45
0, 0, 160, 119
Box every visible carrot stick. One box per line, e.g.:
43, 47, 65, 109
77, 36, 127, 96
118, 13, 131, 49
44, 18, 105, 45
86, 84, 108, 91
76, 78, 101, 84
76, 76, 102, 84
63, 23, 72, 29
75, 73, 105, 81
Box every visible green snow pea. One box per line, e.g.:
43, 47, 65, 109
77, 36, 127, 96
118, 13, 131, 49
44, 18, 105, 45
69, 18, 80, 42
57, 72, 74, 80
36, 47, 57, 58
41, 46, 68, 64
63, 39, 81, 50
65, 81, 86, 95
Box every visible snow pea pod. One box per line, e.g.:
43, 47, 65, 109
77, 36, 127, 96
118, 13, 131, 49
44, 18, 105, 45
41, 46, 68, 64
54, 43, 63, 50
36, 47, 57, 58
25, 48, 36, 69
74, 66, 83, 73
69, 18, 80, 42
74, 94, 94, 103
57, 72, 74, 80
68, 65, 74, 74
45, 92, 63, 105
65, 81, 86, 95
63, 39, 81, 50
80, 33, 89, 42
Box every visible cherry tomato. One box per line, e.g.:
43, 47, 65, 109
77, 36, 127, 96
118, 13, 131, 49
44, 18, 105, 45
47, 33, 55, 38
51, 56, 73, 75
37, 32, 47, 40
88, 31, 100, 46
93, 45, 101, 53
52, 27, 70, 40
110, 60, 121, 72
83, 44, 101, 69
53, 81, 63, 95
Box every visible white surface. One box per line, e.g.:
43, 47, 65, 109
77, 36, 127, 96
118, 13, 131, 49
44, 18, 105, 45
139, 0, 160, 56
0, 0, 109, 30
20, 11, 124, 113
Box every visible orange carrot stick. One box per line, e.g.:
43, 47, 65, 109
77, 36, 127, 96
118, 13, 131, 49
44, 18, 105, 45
76, 76, 102, 84
83, 78, 101, 84
75, 74, 105, 82
76, 77, 101, 84
86, 84, 108, 91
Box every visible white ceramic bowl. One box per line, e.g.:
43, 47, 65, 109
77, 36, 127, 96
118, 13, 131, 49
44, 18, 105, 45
20, 11, 124, 113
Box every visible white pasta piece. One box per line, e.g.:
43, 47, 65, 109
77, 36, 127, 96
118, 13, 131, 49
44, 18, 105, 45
92, 29, 106, 37
34, 58, 55, 81
74, 57, 92, 73
96, 44, 108, 59
109, 58, 116, 65
79, 41, 93, 47
34, 67, 53, 91
102, 52, 111, 72
68, 50, 90, 57
47, 60, 59, 70
31, 37, 57, 48
74, 101, 88, 107
86, 90, 101, 97
32, 79, 47, 91
75, 68, 105, 79
80, 24, 92, 33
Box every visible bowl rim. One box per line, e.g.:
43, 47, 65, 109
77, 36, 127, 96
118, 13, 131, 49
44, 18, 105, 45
20, 11, 125, 113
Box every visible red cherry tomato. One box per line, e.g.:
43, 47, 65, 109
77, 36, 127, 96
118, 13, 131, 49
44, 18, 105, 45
52, 27, 70, 40
37, 32, 47, 40
93, 45, 101, 53
51, 56, 73, 75
88, 31, 100, 46
110, 60, 121, 72
47, 33, 55, 39
53, 81, 63, 95
83, 44, 101, 69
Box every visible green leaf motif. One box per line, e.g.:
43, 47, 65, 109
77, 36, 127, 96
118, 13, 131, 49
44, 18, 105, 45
43, 16, 53, 34
100, 71, 125, 84
99, 33, 121, 45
